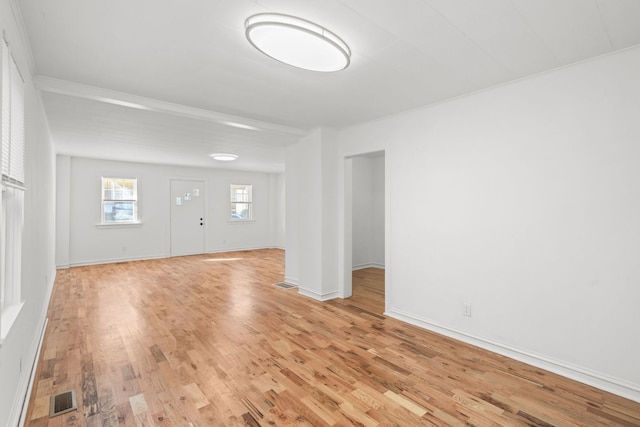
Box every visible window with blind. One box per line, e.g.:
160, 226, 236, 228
1, 38, 26, 341
1, 40, 24, 185
230, 184, 252, 220
101, 177, 138, 223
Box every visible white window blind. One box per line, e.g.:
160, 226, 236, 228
1, 39, 25, 185
1, 41, 10, 178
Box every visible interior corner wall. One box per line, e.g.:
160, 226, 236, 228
372, 156, 385, 266
0, 0, 57, 424
352, 157, 373, 268
352, 156, 385, 270
55, 155, 71, 268
59, 157, 283, 266
338, 46, 640, 402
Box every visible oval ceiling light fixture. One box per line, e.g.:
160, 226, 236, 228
245, 13, 351, 72
210, 153, 239, 161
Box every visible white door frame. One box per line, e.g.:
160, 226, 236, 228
339, 151, 389, 312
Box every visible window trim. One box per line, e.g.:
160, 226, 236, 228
229, 184, 253, 221
0, 38, 26, 344
0, 300, 24, 345
96, 222, 142, 229
100, 177, 139, 224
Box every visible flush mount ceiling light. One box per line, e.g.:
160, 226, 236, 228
210, 153, 238, 161
245, 13, 351, 72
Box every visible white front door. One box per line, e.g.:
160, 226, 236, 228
170, 179, 205, 257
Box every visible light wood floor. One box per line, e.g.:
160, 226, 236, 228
25, 249, 640, 426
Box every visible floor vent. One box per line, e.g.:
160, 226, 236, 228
50, 390, 77, 417
273, 282, 297, 289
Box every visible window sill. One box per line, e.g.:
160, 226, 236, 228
96, 222, 142, 229
0, 301, 25, 346
227, 220, 255, 224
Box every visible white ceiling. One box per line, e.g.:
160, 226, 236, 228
17, 0, 640, 172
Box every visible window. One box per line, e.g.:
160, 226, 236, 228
101, 177, 138, 223
230, 184, 252, 220
1, 37, 26, 342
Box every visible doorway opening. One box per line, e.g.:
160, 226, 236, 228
345, 151, 386, 313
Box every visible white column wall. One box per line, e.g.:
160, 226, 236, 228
285, 128, 340, 300
268, 172, 286, 249
296, 130, 324, 297
320, 128, 339, 297
285, 144, 300, 285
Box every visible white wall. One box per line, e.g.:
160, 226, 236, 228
0, 1, 57, 425
284, 144, 300, 285
285, 128, 341, 300
320, 128, 340, 298
273, 172, 286, 249
55, 155, 70, 267
352, 155, 384, 269
338, 46, 640, 401
371, 156, 384, 265
57, 156, 283, 267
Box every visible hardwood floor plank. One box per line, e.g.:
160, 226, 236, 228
96, 385, 119, 427
128, 393, 149, 416
182, 383, 209, 409
81, 355, 99, 417
24, 251, 640, 426
383, 390, 428, 417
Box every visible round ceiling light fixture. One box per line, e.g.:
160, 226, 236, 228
245, 13, 351, 72
210, 153, 239, 161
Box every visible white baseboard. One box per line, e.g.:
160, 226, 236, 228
271, 276, 339, 301
205, 245, 280, 254
17, 317, 48, 427
11, 269, 56, 427
69, 253, 167, 267
297, 287, 340, 301
352, 263, 385, 271
387, 308, 640, 403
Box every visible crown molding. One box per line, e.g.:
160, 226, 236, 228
34, 75, 309, 137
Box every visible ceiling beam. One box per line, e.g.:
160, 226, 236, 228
34, 75, 309, 137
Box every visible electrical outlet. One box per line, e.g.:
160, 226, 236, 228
464, 303, 472, 317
